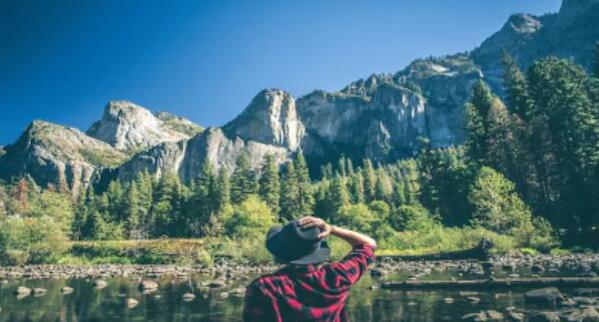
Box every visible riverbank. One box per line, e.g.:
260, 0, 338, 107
1, 253, 597, 281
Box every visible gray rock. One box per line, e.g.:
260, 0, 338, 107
61, 286, 74, 295
14, 286, 31, 296
462, 311, 488, 321
182, 293, 195, 302
138, 280, 159, 292
126, 298, 139, 308
94, 279, 108, 289
528, 311, 561, 322
525, 287, 565, 305
485, 310, 503, 321
508, 312, 525, 321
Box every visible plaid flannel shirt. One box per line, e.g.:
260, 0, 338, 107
242, 244, 375, 322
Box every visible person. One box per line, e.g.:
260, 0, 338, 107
242, 216, 377, 322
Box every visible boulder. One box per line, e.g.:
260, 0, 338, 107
525, 287, 565, 305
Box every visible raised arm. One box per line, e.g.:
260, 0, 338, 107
298, 216, 377, 248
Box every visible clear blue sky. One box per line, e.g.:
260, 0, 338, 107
0, 0, 562, 144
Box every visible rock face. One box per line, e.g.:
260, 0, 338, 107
472, 0, 599, 93
87, 101, 200, 152
224, 89, 305, 151
116, 127, 289, 183
296, 54, 481, 163
0, 121, 126, 192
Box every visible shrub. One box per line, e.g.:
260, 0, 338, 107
224, 195, 277, 239
389, 204, 437, 232
469, 167, 533, 235
0, 216, 68, 264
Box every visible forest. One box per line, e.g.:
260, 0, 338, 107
1, 45, 599, 265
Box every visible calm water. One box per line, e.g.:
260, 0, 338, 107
0, 268, 580, 321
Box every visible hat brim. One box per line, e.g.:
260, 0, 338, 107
288, 241, 331, 265
266, 226, 331, 265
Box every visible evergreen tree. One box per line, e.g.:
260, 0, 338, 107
527, 57, 599, 227
501, 50, 532, 119
327, 175, 350, 218
362, 158, 377, 202
71, 186, 90, 240
280, 161, 300, 221
258, 154, 280, 215
230, 152, 258, 204
348, 172, 365, 204
294, 154, 315, 216
125, 181, 142, 238
374, 168, 392, 202
338, 156, 347, 177
214, 167, 231, 212
465, 80, 494, 164
135, 171, 154, 237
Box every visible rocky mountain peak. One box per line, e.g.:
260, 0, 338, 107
87, 100, 195, 152
506, 14, 542, 34
223, 89, 305, 151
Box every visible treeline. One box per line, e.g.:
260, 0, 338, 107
2, 44, 599, 264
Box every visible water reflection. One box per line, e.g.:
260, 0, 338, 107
0, 272, 574, 321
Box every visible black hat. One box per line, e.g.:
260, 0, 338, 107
266, 220, 331, 265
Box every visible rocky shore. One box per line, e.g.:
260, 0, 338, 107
0, 253, 598, 281
0, 263, 278, 280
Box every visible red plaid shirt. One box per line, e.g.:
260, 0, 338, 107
242, 244, 375, 322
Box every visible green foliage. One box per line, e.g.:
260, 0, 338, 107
469, 167, 533, 235
223, 195, 277, 239
230, 152, 258, 204
390, 204, 437, 232
0, 216, 68, 264
258, 154, 280, 215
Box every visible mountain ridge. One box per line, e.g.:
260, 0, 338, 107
1, 0, 598, 189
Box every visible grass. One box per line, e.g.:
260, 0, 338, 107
56, 227, 522, 266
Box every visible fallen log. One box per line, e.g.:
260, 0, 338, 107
381, 277, 599, 290
377, 238, 494, 261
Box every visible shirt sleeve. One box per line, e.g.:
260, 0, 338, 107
242, 282, 269, 322
326, 244, 376, 287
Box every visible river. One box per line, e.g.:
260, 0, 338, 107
0, 259, 597, 321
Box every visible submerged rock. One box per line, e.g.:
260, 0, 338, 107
525, 288, 565, 305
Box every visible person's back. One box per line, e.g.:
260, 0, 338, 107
243, 216, 376, 322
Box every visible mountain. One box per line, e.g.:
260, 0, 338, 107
114, 93, 294, 183
472, 0, 599, 93
0, 121, 126, 192
2, 0, 598, 188
87, 101, 202, 152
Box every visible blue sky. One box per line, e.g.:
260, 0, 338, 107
0, 0, 562, 144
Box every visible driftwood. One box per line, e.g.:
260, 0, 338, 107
381, 277, 599, 290
377, 238, 494, 262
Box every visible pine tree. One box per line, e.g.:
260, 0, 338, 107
327, 175, 350, 217
215, 167, 231, 212
135, 171, 154, 237
231, 152, 258, 204
527, 57, 599, 227
501, 50, 532, 119
348, 172, 365, 204
465, 80, 494, 164
362, 159, 376, 202
280, 161, 300, 221
259, 154, 280, 215
125, 181, 142, 238
71, 186, 90, 240
374, 168, 392, 202
294, 154, 315, 216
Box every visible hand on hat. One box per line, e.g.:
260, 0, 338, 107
298, 216, 333, 239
